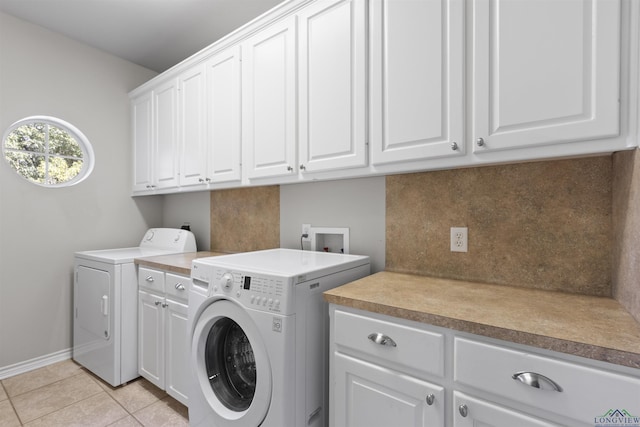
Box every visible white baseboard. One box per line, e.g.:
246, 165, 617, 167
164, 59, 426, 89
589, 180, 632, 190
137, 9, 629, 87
0, 348, 72, 380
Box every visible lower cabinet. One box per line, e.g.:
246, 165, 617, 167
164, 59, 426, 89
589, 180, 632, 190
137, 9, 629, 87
333, 352, 444, 427
329, 305, 640, 427
330, 306, 445, 427
453, 392, 558, 427
138, 268, 190, 406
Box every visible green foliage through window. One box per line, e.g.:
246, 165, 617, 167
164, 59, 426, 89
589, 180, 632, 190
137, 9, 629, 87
2, 117, 94, 187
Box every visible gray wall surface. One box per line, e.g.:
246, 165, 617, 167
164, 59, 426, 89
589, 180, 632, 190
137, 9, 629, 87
162, 192, 211, 251
280, 177, 386, 273
0, 12, 160, 371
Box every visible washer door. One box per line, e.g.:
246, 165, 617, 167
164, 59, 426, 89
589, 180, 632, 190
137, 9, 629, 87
192, 300, 272, 426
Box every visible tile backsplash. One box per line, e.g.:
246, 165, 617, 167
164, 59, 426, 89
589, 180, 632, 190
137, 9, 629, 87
386, 156, 612, 296
210, 186, 280, 253
612, 149, 640, 323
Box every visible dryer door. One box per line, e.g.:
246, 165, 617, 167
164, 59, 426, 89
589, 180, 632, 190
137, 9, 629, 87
75, 265, 111, 340
191, 300, 272, 427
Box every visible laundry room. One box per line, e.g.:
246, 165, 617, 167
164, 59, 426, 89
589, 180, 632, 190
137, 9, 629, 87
2, 0, 640, 426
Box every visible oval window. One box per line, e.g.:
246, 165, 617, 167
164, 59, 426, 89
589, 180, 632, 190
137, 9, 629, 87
2, 116, 94, 187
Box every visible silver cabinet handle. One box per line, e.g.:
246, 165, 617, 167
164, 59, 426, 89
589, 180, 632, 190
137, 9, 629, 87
459, 404, 468, 417
287, 165, 293, 172
161, 302, 168, 308
145, 276, 154, 282
368, 333, 397, 347
476, 137, 485, 147
175, 283, 185, 291
450, 142, 459, 151
425, 394, 434, 406
299, 164, 306, 171
512, 371, 563, 392
154, 300, 161, 306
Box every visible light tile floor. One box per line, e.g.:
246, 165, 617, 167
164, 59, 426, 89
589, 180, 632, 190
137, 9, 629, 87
0, 360, 188, 426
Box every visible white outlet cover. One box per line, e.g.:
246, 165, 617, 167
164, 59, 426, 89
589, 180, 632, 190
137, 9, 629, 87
450, 227, 468, 252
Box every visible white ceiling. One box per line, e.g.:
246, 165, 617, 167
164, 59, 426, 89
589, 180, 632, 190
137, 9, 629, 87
0, 0, 284, 73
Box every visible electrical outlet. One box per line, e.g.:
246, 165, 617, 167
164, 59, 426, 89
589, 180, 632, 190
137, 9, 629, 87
302, 223, 312, 242
450, 227, 468, 252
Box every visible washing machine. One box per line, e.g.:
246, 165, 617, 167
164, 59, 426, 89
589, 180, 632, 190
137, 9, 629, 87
73, 228, 196, 387
188, 248, 370, 427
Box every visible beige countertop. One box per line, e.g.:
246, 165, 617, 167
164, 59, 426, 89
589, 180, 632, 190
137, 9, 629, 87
135, 251, 228, 275
324, 271, 640, 370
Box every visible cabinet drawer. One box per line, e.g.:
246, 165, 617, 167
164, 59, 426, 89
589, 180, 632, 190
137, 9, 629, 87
334, 309, 444, 378
454, 337, 640, 424
165, 272, 189, 301
138, 267, 165, 293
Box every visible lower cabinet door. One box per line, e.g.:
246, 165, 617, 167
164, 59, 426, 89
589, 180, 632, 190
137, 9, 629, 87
138, 290, 164, 389
333, 352, 444, 427
165, 298, 189, 406
453, 392, 559, 427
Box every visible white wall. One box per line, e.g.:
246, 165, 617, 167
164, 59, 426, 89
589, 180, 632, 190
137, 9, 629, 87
280, 177, 386, 273
0, 12, 161, 371
162, 192, 211, 251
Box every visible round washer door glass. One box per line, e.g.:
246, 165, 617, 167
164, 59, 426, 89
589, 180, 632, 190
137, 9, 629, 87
205, 317, 256, 411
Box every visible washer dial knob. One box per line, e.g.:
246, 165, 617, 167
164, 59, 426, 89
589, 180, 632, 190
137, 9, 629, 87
221, 273, 234, 291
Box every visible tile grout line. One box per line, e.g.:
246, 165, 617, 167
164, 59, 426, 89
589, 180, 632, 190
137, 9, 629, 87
3, 361, 188, 426
1, 380, 24, 426
7, 370, 106, 426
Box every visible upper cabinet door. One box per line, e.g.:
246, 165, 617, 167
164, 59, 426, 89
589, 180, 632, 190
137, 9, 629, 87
154, 78, 179, 189
472, 0, 621, 153
298, 0, 367, 173
242, 16, 298, 180
178, 64, 207, 187
206, 45, 242, 184
370, 0, 465, 165
132, 92, 154, 192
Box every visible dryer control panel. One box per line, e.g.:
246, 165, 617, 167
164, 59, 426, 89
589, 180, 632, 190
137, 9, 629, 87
209, 268, 294, 315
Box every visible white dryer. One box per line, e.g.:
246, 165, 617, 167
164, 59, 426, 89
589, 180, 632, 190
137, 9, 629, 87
188, 248, 370, 427
74, 228, 196, 386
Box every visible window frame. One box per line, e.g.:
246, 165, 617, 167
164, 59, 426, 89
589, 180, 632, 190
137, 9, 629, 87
2, 116, 95, 187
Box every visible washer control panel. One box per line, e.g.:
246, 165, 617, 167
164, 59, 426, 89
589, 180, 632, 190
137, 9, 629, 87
209, 268, 292, 315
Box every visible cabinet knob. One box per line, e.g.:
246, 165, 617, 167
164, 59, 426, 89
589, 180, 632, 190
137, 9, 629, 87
175, 283, 186, 291
367, 333, 397, 347
299, 164, 306, 171
512, 371, 563, 392
154, 300, 161, 306
145, 276, 154, 282
458, 404, 468, 417
450, 142, 459, 151
425, 394, 435, 406
162, 302, 168, 308
198, 178, 204, 183
287, 166, 293, 172
476, 137, 485, 147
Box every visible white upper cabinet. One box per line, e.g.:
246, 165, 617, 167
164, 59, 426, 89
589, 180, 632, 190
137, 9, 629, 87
132, 92, 153, 192
242, 16, 298, 180
298, 0, 367, 173
130, 0, 636, 194
471, 0, 621, 153
206, 45, 242, 184
132, 78, 179, 192
370, 0, 465, 165
178, 64, 207, 187
153, 78, 180, 189
178, 46, 242, 188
